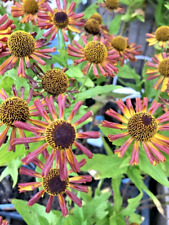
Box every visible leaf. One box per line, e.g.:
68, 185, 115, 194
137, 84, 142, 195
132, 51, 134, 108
12, 199, 64, 225
139, 149, 169, 187
76, 85, 123, 101
83, 2, 99, 18
109, 14, 123, 35
117, 64, 140, 83
76, 154, 128, 179
121, 192, 143, 216
0, 158, 21, 187
127, 167, 165, 216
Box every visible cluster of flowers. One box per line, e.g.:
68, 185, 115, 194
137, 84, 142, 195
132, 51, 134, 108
1, 0, 169, 218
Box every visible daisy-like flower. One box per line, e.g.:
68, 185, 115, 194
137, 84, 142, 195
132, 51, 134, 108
102, 97, 169, 165
11, 0, 47, 25
13, 94, 100, 180
19, 157, 91, 216
146, 52, 169, 92
27, 64, 78, 106
0, 85, 45, 151
0, 217, 8, 225
98, 0, 125, 14
37, 0, 84, 41
108, 35, 142, 64
146, 26, 169, 49
82, 13, 109, 38
0, 14, 16, 43
67, 35, 119, 78
0, 30, 55, 77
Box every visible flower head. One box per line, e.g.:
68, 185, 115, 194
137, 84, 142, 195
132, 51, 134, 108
67, 35, 119, 77
98, 0, 125, 14
0, 85, 43, 151
102, 97, 169, 165
37, 0, 84, 41
146, 52, 169, 92
0, 30, 55, 77
146, 26, 169, 49
13, 94, 100, 180
11, 0, 47, 25
108, 35, 142, 64
0, 14, 16, 43
0, 217, 8, 225
18, 157, 92, 216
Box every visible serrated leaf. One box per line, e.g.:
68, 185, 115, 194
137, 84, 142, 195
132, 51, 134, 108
12, 199, 64, 225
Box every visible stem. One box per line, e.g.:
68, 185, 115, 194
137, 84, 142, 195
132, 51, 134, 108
78, 65, 92, 92
154, 88, 161, 102
112, 176, 123, 213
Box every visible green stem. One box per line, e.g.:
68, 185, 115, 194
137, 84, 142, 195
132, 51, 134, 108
78, 65, 92, 92
154, 88, 161, 102
112, 176, 123, 213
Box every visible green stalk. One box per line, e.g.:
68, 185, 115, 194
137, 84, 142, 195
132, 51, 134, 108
112, 176, 123, 213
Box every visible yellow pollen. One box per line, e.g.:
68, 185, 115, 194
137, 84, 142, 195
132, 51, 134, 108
23, 0, 38, 15
85, 19, 100, 35
84, 41, 107, 64
0, 97, 29, 126
127, 112, 158, 141
8, 31, 35, 57
158, 58, 169, 77
42, 169, 69, 196
105, 0, 119, 10
42, 69, 69, 96
155, 26, 169, 42
111, 36, 127, 51
90, 13, 102, 24
53, 11, 69, 28
45, 120, 76, 150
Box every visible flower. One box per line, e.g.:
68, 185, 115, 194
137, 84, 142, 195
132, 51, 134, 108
67, 35, 119, 77
13, 94, 100, 180
81, 13, 109, 38
146, 26, 169, 49
108, 35, 142, 64
0, 85, 44, 151
18, 157, 92, 216
11, 0, 47, 25
0, 14, 16, 43
102, 97, 169, 165
98, 0, 125, 14
37, 0, 84, 41
0, 216, 8, 225
146, 52, 169, 92
0, 30, 55, 77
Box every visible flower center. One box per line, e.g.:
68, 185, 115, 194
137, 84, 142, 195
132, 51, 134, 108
111, 36, 127, 51
84, 41, 107, 64
42, 69, 69, 96
127, 112, 158, 141
0, 97, 29, 126
90, 13, 102, 24
155, 26, 169, 42
45, 120, 76, 150
105, 0, 119, 9
8, 31, 35, 57
85, 19, 100, 35
53, 11, 69, 28
42, 169, 69, 196
158, 58, 169, 77
23, 0, 38, 15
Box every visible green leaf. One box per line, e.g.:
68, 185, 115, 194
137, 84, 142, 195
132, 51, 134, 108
12, 199, 64, 225
83, 2, 99, 18
76, 85, 123, 101
127, 167, 165, 216
117, 64, 140, 83
109, 14, 123, 35
76, 154, 128, 179
139, 149, 169, 187
0, 158, 21, 187
122, 192, 143, 216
